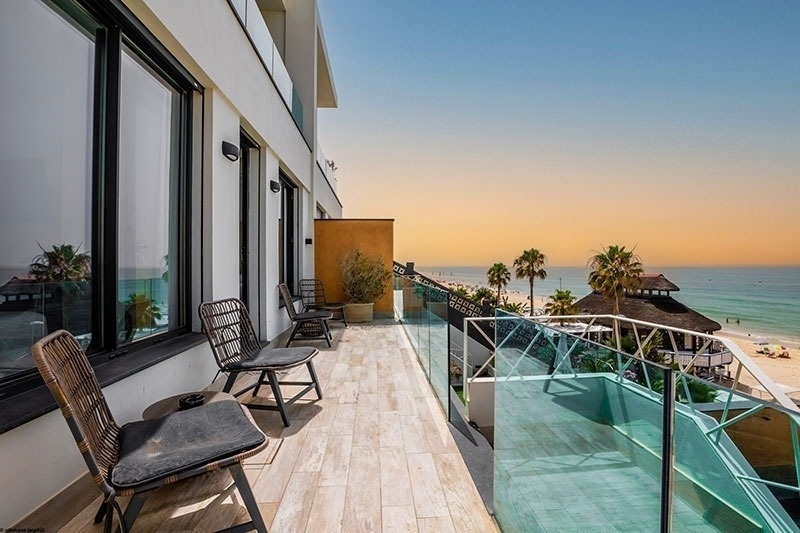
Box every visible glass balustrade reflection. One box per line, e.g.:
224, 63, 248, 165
426, 285, 449, 413
493, 312, 799, 532
394, 275, 451, 415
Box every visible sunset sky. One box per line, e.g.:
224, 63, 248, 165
317, 1, 800, 267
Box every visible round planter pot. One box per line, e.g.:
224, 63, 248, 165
344, 302, 374, 323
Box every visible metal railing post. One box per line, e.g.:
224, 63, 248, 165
660, 368, 675, 532
463, 318, 470, 415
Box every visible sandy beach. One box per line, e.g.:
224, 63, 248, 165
717, 329, 800, 392
436, 278, 800, 394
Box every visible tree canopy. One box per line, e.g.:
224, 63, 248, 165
587, 244, 643, 315
486, 262, 511, 306
544, 289, 578, 317
514, 248, 547, 316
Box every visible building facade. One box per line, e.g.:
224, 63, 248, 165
0, 0, 340, 524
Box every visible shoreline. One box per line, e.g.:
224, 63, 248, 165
717, 327, 800, 350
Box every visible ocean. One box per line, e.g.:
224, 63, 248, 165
417, 265, 800, 343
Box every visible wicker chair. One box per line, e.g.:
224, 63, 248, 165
198, 297, 323, 427
278, 283, 333, 347
299, 278, 348, 327
31, 330, 268, 533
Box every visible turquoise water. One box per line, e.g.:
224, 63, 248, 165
418, 265, 800, 342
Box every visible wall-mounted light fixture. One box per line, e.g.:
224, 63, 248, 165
269, 180, 281, 193
221, 141, 240, 162
305, 238, 313, 245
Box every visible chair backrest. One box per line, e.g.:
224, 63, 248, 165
31, 330, 119, 496
198, 298, 262, 368
299, 278, 326, 309
278, 283, 298, 320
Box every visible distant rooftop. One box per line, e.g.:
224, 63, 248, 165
635, 273, 680, 293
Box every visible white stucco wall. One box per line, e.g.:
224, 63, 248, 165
128, 0, 313, 187
208, 90, 242, 300
467, 378, 495, 429
3, 0, 336, 522
314, 164, 343, 219
1, 344, 219, 526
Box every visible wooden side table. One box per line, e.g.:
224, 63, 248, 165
142, 391, 236, 419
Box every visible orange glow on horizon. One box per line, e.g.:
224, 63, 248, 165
335, 149, 800, 268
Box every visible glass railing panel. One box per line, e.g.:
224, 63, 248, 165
230, 0, 247, 23
426, 285, 449, 413
291, 87, 304, 130
670, 372, 799, 530
415, 284, 431, 381
393, 275, 451, 412
493, 313, 665, 531
412, 285, 425, 372
493, 312, 800, 531
0, 280, 91, 382
243, 0, 274, 75
395, 275, 422, 363
271, 45, 293, 106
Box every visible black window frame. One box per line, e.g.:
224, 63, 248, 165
278, 172, 299, 295
0, 0, 201, 406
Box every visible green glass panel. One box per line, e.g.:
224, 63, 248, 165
492, 315, 799, 531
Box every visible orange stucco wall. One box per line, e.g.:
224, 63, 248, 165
314, 219, 394, 314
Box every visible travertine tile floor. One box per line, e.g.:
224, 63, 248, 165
51, 322, 498, 532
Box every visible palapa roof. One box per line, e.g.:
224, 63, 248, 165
0, 276, 38, 296
636, 273, 679, 292
575, 292, 721, 333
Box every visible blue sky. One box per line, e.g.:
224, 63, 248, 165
317, 1, 800, 266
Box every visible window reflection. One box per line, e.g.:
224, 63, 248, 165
117, 45, 179, 343
0, 1, 95, 378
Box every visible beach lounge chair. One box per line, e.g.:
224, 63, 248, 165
31, 330, 268, 532
199, 297, 323, 427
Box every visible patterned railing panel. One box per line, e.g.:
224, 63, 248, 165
394, 261, 511, 351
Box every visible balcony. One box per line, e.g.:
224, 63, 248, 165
24, 270, 799, 531
18, 317, 497, 531
228, 0, 306, 137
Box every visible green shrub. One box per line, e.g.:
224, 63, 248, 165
340, 249, 392, 303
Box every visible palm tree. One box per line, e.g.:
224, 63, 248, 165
544, 289, 578, 317
486, 263, 511, 306
29, 243, 91, 282
498, 297, 529, 315
587, 244, 643, 315
513, 248, 547, 316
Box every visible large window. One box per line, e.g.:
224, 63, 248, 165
0, 0, 195, 398
117, 45, 181, 344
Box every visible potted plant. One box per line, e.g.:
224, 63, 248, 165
339, 249, 392, 323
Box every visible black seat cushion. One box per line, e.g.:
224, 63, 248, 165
225, 346, 317, 371
112, 400, 265, 488
295, 310, 332, 320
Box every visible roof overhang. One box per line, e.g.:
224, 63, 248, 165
256, 0, 285, 11
316, 24, 337, 108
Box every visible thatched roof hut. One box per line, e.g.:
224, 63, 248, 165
577, 274, 720, 334
633, 273, 679, 294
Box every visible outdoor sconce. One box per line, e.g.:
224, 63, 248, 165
305, 238, 313, 245
221, 141, 239, 162
269, 180, 281, 193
